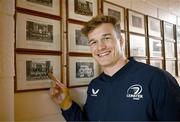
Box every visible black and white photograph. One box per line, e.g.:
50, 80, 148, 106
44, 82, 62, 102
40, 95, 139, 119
165, 41, 175, 58
165, 60, 176, 76
74, 0, 93, 16
16, 12, 61, 51
103, 1, 125, 30
68, 0, 97, 22
76, 62, 94, 78
129, 34, 146, 57
150, 59, 163, 69
16, 54, 61, 91
16, 0, 60, 16
164, 22, 174, 41
149, 38, 162, 57
148, 16, 161, 37
26, 60, 51, 81
68, 56, 99, 87
75, 30, 89, 46
128, 10, 145, 34
68, 22, 90, 53
26, 21, 53, 43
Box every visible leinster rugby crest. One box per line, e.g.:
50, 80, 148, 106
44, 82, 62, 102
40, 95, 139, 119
126, 84, 143, 100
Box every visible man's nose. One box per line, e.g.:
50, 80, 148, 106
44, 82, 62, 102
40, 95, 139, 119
97, 40, 106, 50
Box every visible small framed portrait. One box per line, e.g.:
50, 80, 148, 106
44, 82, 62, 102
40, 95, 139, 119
68, 0, 98, 22
164, 22, 175, 41
128, 10, 145, 34
129, 34, 146, 57
149, 38, 162, 58
165, 60, 176, 76
165, 41, 175, 58
177, 43, 180, 59
148, 16, 161, 38
103, 1, 125, 30
16, 0, 60, 16
176, 26, 180, 42
150, 59, 163, 69
68, 22, 90, 53
16, 12, 61, 51
68, 56, 99, 87
16, 54, 61, 91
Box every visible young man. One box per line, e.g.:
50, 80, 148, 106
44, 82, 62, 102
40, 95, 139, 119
49, 15, 180, 121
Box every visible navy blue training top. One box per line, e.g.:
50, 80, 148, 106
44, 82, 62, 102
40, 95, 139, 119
62, 57, 180, 121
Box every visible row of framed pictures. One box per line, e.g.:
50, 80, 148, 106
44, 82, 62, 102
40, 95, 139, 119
15, 0, 180, 92
15, 53, 100, 91
15, 0, 62, 92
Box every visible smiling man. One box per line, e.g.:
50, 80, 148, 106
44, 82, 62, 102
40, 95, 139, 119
49, 15, 180, 121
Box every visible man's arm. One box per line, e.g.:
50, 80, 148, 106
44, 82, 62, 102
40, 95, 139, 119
151, 70, 180, 120
48, 72, 87, 121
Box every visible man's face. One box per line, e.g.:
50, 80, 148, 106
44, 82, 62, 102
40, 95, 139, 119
88, 23, 123, 68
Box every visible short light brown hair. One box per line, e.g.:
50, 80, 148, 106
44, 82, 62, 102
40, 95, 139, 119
81, 15, 121, 38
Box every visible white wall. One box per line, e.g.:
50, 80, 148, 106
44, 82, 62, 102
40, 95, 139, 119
0, 0, 15, 120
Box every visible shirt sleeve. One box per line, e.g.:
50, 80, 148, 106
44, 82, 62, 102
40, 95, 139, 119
150, 70, 180, 120
61, 101, 87, 121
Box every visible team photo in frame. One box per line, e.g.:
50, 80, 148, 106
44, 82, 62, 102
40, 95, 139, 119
68, 0, 98, 22
16, 0, 61, 16
68, 56, 99, 87
149, 38, 162, 58
148, 16, 161, 38
103, 1, 125, 30
16, 53, 61, 91
68, 22, 90, 53
163, 22, 175, 41
16, 12, 61, 51
129, 34, 146, 57
128, 10, 145, 34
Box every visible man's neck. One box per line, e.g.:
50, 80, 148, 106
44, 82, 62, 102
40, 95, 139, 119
103, 57, 129, 76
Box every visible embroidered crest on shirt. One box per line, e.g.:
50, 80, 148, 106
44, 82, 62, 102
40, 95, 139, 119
91, 88, 99, 96
126, 84, 143, 100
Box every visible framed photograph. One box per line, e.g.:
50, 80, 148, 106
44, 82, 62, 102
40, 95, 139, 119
150, 59, 163, 69
103, 1, 125, 30
129, 34, 146, 57
68, 0, 98, 22
16, 0, 60, 16
148, 16, 161, 38
68, 56, 99, 87
68, 22, 90, 53
164, 22, 175, 41
165, 41, 175, 58
165, 60, 176, 76
149, 38, 162, 58
128, 10, 145, 34
16, 54, 61, 91
16, 12, 61, 51
176, 26, 180, 42
177, 43, 180, 59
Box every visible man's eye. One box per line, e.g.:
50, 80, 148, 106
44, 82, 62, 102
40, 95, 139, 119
104, 37, 111, 41
89, 41, 97, 45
